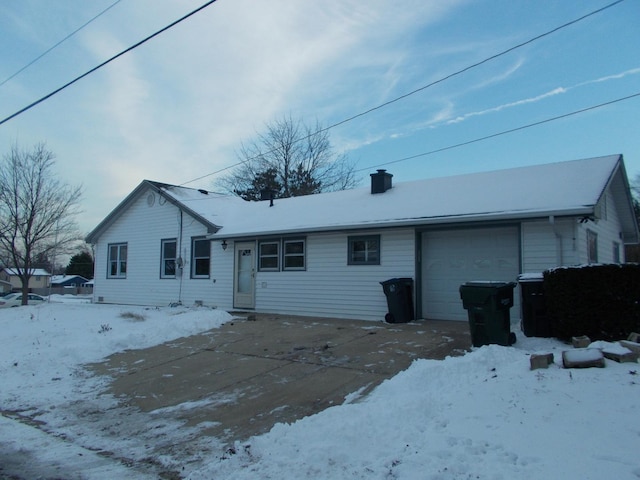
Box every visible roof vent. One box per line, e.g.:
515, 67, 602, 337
370, 169, 393, 194
260, 188, 275, 207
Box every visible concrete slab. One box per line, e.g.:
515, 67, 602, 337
89, 314, 471, 445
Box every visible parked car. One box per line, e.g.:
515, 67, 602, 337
0, 293, 46, 307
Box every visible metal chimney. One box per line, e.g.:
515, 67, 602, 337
370, 169, 393, 194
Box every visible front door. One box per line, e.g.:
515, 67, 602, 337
233, 242, 255, 309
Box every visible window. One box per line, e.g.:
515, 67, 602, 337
348, 235, 380, 265
587, 230, 598, 264
191, 238, 210, 278
108, 243, 127, 278
613, 242, 621, 264
283, 239, 305, 270
259, 241, 280, 271
161, 239, 177, 278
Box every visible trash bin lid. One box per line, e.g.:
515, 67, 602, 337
517, 273, 544, 283
462, 281, 514, 288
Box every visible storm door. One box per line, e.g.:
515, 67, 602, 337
233, 242, 255, 309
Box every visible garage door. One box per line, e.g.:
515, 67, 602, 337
421, 226, 520, 321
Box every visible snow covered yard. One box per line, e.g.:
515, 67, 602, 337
1, 299, 639, 479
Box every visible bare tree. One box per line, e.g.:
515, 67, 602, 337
219, 115, 358, 200
0, 143, 82, 304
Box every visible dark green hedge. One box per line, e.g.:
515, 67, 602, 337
543, 264, 640, 341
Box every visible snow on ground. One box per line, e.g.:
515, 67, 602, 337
1, 298, 640, 479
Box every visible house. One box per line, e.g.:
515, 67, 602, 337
86, 155, 639, 322
0, 268, 51, 292
0, 279, 11, 294
51, 275, 90, 288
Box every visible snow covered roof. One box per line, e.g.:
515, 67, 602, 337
86, 154, 639, 244
2, 268, 51, 276
51, 275, 89, 285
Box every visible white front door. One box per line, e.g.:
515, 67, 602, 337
233, 242, 256, 309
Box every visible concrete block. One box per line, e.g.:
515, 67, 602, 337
627, 332, 640, 343
571, 335, 591, 348
620, 340, 640, 355
530, 353, 554, 370
562, 348, 605, 369
602, 349, 638, 364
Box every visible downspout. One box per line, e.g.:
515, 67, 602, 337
549, 216, 564, 266
177, 210, 184, 305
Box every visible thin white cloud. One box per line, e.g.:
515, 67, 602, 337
446, 87, 567, 124
439, 66, 640, 127
575, 67, 640, 87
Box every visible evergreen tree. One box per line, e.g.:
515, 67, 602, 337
65, 251, 94, 279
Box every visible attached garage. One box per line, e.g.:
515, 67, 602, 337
420, 226, 520, 321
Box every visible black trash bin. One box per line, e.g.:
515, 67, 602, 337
459, 281, 517, 347
518, 274, 552, 337
380, 278, 414, 323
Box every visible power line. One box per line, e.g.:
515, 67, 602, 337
179, 0, 627, 186
0, 0, 123, 87
355, 92, 640, 173
0, 0, 219, 127
182, 92, 640, 193
319, 0, 627, 134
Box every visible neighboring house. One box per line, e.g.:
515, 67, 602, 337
51, 275, 90, 288
0, 268, 51, 292
0, 279, 11, 294
86, 155, 639, 322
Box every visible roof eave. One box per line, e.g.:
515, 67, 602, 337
209, 207, 595, 239
86, 180, 221, 243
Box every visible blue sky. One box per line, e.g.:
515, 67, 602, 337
1, 0, 638, 235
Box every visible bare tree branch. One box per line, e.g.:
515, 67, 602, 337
0, 143, 82, 304
217, 115, 358, 200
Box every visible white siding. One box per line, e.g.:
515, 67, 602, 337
93, 188, 218, 307
575, 188, 625, 264
245, 229, 415, 321
521, 218, 577, 272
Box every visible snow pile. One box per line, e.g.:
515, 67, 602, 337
1, 301, 232, 412
191, 338, 640, 479
1, 302, 639, 479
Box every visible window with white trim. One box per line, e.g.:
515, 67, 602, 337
161, 239, 177, 278
259, 241, 280, 271
613, 242, 621, 263
283, 239, 305, 270
587, 230, 598, 264
348, 235, 380, 265
108, 243, 127, 278
191, 238, 210, 278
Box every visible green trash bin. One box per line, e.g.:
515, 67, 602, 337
459, 281, 517, 347
518, 274, 552, 338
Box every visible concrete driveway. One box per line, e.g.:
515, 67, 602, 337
91, 313, 471, 445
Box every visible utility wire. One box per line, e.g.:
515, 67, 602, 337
356, 92, 640, 173
0, 0, 123, 87
179, 0, 627, 186
179, 91, 640, 195
319, 0, 626, 134
0, 0, 219, 127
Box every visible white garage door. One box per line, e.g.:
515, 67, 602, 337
421, 226, 520, 321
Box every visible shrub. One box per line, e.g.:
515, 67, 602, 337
544, 264, 640, 341
119, 311, 146, 322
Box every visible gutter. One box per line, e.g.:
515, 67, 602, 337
208, 207, 596, 240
